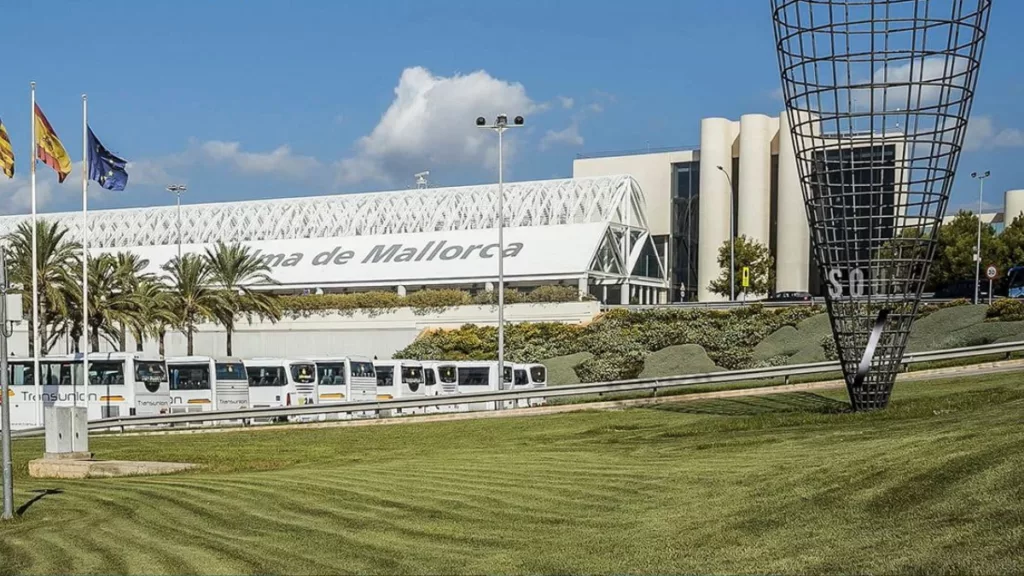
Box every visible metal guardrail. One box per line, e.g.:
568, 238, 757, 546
602, 297, 961, 311
10, 340, 1024, 439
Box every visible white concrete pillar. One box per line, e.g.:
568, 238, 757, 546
620, 282, 630, 305
396, 285, 407, 297
1005, 190, 1024, 226
775, 111, 811, 293
738, 114, 773, 249
577, 277, 588, 300
698, 118, 740, 301
602, 285, 608, 303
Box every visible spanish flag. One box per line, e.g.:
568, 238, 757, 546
34, 103, 72, 183
0, 118, 13, 179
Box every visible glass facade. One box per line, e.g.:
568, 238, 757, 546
672, 161, 700, 300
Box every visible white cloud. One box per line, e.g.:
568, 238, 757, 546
336, 66, 542, 186
587, 102, 604, 113
558, 96, 575, 110
199, 141, 321, 178
855, 56, 970, 111
125, 158, 179, 186
769, 86, 784, 101
540, 122, 584, 150
964, 115, 1024, 152
0, 176, 55, 214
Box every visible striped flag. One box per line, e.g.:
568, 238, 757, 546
34, 103, 72, 183
0, 118, 13, 178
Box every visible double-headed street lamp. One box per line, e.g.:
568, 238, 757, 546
166, 185, 187, 259
971, 170, 991, 305
715, 166, 736, 301
476, 114, 524, 388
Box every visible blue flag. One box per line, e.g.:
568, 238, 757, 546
87, 127, 128, 191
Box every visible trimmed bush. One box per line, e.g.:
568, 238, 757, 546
542, 352, 594, 385
278, 287, 583, 318
639, 344, 722, 378
907, 304, 988, 352
985, 298, 1024, 322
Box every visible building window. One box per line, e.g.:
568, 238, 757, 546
671, 161, 700, 301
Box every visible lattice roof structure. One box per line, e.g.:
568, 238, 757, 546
0, 175, 647, 249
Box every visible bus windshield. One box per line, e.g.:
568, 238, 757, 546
291, 364, 316, 383
135, 361, 167, 383
1009, 266, 1024, 298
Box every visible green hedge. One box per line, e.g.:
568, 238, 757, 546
395, 304, 824, 382
985, 298, 1024, 322
277, 286, 584, 318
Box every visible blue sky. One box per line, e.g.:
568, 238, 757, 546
0, 0, 1021, 216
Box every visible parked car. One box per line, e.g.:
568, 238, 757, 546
768, 291, 813, 302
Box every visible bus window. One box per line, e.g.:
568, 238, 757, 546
350, 362, 375, 378
247, 367, 285, 387
291, 363, 316, 384
514, 369, 529, 386
376, 366, 394, 387
135, 361, 167, 383
170, 365, 211, 391
458, 367, 490, 386
317, 363, 346, 386
424, 369, 436, 386
401, 366, 423, 383
438, 365, 457, 384
503, 366, 513, 383
90, 362, 125, 386
530, 366, 547, 384
215, 362, 247, 381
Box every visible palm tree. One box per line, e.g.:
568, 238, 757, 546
130, 279, 177, 354
5, 220, 80, 357
112, 251, 152, 351
204, 241, 281, 356
80, 254, 143, 352
162, 254, 228, 355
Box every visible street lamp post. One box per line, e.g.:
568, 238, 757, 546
1, 250, 15, 521
166, 185, 187, 259
476, 114, 524, 393
971, 171, 990, 305
716, 166, 736, 301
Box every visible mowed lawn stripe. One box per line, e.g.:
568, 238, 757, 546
1, 373, 1022, 574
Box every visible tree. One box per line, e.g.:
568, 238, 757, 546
929, 210, 1005, 291
130, 279, 177, 355
162, 254, 227, 355
204, 242, 281, 356
112, 251, 152, 351
78, 254, 143, 352
5, 220, 80, 356
708, 235, 775, 298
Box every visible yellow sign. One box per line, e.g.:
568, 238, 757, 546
742, 266, 750, 288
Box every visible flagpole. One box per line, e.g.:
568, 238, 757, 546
81, 94, 89, 426
29, 82, 41, 427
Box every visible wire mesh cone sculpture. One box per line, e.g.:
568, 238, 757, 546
772, 0, 992, 411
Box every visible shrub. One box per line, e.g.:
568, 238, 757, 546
986, 298, 1024, 322
278, 286, 584, 318
820, 335, 838, 361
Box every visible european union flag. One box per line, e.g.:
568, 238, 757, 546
87, 127, 128, 191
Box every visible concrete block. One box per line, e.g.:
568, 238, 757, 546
44, 406, 89, 455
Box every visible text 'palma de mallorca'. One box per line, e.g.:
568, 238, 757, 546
0, 174, 668, 304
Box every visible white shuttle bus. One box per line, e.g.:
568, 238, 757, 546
166, 356, 250, 413
311, 356, 376, 419
244, 358, 317, 409
373, 360, 426, 414
451, 361, 514, 411
4, 352, 170, 429
513, 363, 548, 407
421, 361, 460, 413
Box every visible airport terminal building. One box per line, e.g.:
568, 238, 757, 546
0, 174, 669, 305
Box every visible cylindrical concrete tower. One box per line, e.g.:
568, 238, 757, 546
774, 111, 810, 293
698, 118, 739, 301
1005, 189, 1024, 227
737, 114, 772, 250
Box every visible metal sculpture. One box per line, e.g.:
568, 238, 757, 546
772, 0, 992, 410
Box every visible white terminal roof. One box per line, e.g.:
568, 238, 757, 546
0, 175, 667, 290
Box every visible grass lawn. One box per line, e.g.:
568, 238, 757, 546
2, 373, 1022, 575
